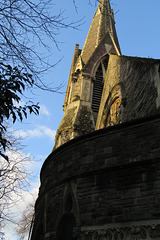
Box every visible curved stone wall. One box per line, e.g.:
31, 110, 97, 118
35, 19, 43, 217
31, 115, 160, 240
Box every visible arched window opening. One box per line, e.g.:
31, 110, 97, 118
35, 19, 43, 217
102, 55, 109, 72
99, 83, 126, 129
92, 63, 103, 113
92, 55, 109, 118
65, 193, 73, 213
57, 213, 76, 240
106, 97, 121, 127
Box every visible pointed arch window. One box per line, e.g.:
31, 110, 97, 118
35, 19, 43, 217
92, 55, 109, 114
99, 83, 126, 129
106, 97, 121, 127
57, 213, 76, 240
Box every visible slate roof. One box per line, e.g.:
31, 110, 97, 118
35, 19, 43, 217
81, 0, 121, 65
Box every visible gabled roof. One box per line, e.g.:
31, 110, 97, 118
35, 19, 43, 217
81, 0, 121, 65
83, 30, 121, 74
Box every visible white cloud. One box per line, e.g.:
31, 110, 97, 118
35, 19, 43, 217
13, 99, 25, 108
28, 126, 56, 140
39, 125, 56, 139
14, 128, 28, 138
1, 148, 40, 240
39, 104, 50, 116
28, 128, 44, 137
1, 125, 47, 239
13, 101, 50, 117
2, 181, 39, 240
15, 125, 56, 141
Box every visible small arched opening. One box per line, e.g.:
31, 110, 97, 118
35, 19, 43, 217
57, 213, 76, 240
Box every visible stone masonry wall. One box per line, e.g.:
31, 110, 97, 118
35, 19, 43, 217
31, 115, 160, 240
96, 55, 160, 129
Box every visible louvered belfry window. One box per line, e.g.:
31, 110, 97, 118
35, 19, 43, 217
92, 55, 109, 113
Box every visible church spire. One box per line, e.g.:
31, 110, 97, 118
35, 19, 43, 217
53, 0, 121, 149
81, 0, 121, 65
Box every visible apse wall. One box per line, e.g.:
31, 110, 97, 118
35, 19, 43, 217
31, 115, 160, 240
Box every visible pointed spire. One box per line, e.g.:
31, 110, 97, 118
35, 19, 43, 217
81, 0, 121, 65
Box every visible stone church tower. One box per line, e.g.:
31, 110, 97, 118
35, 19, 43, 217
30, 1, 160, 240
54, 0, 121, 149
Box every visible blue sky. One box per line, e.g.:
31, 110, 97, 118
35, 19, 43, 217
14, 0, 160, 159
3, 0, 160, 239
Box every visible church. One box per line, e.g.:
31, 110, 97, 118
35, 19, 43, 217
30, 0, 160, 239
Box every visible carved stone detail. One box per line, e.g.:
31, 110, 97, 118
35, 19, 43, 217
78, 224, 160, 240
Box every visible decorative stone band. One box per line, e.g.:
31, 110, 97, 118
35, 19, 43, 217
78, 221, 160, 240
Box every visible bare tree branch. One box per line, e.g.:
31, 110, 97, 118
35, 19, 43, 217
16, 202, 35, 240
0, 124, 34, 234
0, 0, 83, 91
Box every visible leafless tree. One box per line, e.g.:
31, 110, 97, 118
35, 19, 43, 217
16, 202, 35, 240
0, 0, 83, 161
0, 123, 34, 236
0, 0, 82, 91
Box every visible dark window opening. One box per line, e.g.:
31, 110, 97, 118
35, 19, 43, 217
102, 55, 109, 71
57, 213, 76, 240
65, 193, 73, 213
92, 55, 109, 115
92, 63, 103, 113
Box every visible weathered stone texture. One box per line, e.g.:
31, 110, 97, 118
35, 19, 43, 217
84, 32, 118, 74
30, 1, 160, 240
54, 0, 122, 151
81, 0, 120, 65
96, 55, 160, 129
31, 116, 160, 240
54, 107, 77, 149
75, 105, 95, 135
